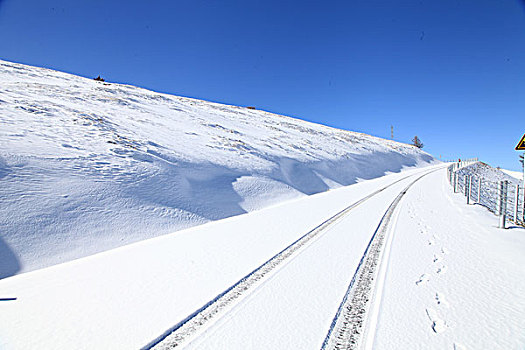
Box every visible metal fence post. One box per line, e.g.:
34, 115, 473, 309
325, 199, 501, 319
523, 185, 525, 223
498, 180, 508, 229
521, 184, 525, 224
514, 184, 519, 223
464, 175, 468, 197
477, 177, 482, 203
467, 175, 472, 204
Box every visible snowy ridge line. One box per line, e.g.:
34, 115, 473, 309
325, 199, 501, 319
321, 168, 438, 350
143, 169, 431, 350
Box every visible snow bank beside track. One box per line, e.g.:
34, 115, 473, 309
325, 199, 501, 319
0, 59, 435, 277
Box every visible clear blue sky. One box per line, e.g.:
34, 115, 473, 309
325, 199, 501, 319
1, 0, 524, 170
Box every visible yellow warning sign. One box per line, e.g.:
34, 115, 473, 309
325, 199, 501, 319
516, 133, 525, 150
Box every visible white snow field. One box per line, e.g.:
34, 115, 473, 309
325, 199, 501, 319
1, 165, 524, 350
502, 168, 523, 181
371, 168, 525, 350
0, 59, 435, 278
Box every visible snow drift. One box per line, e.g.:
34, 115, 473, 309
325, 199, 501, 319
0, 60, 435, 277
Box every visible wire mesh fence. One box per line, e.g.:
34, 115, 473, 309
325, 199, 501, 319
447, 161, 524, 227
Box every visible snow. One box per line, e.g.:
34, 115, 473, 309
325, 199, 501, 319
0, 166, 436, 350
457, 162, 520, 187
1, 165, 523, 349
502, 168, 524, 181
370, 169, 525, 349
172, 173, 429, 350
0, 59, 435, 278
3, 59, 521, 349
454, 162, 524, 223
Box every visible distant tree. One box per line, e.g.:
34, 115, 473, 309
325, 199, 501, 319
412, 136, 424, 149
94, 75, 105, 82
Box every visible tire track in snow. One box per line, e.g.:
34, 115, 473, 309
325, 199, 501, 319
321, 169, 440, 350
143, 169, 436, 350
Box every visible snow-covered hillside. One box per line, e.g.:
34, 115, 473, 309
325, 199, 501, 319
0, 60, 434, 278
502, 168, 523, 181
457, 162, 521, 187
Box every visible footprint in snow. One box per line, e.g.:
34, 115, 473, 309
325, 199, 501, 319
436, 266, 448, 274
425, 308, 447, 333
428, 239, 435, 246
433, 254, 442, 263
435, 292, 449, 307
441, 247, 449, 255
416, 274, 429, 285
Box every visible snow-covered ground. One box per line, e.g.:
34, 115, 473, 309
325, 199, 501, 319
372, 167, 525, 349
1, 165, 523, 350
0, 166, 436, 349
0, 60, 435, 278
502, 168, 524, 181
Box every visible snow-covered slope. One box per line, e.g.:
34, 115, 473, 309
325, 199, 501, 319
457, 162, 520, 186
501, 168, 523, 181
0, 60, 435, 278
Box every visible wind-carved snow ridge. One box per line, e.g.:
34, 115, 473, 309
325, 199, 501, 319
0, 59, 435, 277
321, 171, 435, 350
